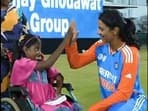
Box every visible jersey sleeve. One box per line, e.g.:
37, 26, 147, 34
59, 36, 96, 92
1, 7, 19, 32
65, 40, 104, 69
89, 46, 139, 111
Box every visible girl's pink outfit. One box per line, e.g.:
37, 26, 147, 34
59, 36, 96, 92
10, 57, 73, 111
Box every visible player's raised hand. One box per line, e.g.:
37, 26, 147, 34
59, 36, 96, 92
65, 21, 79, 46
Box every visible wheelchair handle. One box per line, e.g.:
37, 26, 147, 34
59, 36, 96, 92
8, 86, 28, 97
63, 83, 74, 91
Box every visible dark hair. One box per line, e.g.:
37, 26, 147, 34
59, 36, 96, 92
99, 9, 140, 49
13, 34, 40, 60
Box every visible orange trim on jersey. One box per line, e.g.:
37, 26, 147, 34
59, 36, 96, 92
65, 40, 104, 68
89, 46, 139, 111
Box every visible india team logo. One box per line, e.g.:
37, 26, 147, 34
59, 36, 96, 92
114, 62, 119, 69
97, 53, 107, 62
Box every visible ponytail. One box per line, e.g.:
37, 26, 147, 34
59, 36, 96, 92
124, 18, 140, 50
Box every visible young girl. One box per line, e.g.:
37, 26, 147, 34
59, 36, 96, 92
65, 9, 147, 111
10, 34, 81, 111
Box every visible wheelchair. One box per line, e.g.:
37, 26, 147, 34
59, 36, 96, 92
1, 83, 79, 111
1, 52, 80, 111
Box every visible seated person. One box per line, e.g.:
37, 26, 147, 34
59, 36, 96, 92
10, 34, 81, 111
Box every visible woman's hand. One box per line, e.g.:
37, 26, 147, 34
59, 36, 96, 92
66, 21, 78, 46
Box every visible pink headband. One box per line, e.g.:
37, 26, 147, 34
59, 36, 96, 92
24, 37, 40, 47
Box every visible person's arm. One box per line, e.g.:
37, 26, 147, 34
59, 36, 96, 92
65, 40, 103, 68
89, 47, 139, 111
35, 26, 72, 71
65, 21, 104, 68
47, 67, 63, 96
55, 74, 64, 96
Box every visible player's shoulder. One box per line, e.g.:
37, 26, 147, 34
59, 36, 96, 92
121, 45, 139, 63
121, 45, 139, 54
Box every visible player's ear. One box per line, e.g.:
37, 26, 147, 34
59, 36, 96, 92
112, 27, 119, 36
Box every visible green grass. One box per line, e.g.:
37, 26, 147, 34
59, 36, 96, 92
51, 46, 147, 111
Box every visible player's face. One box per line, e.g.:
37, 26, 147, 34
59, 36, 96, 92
97, 20, 115, 43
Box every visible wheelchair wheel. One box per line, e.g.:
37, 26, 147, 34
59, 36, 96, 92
1, 98, 20, 111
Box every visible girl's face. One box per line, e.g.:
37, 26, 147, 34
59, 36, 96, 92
98, 20, 116, 43
23, 41, 42, 60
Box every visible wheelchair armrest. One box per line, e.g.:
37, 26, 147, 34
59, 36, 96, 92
52, 83, 74, 91
63, 83, 74, 91
8, 86, 28, 97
